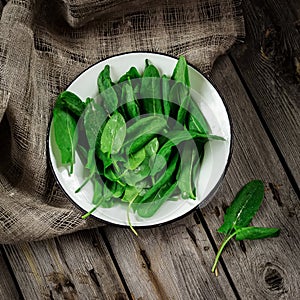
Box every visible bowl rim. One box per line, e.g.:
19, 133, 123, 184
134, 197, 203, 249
47, 50, 233, 229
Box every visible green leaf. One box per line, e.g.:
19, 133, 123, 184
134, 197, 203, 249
96, 148, 112, 170
169, 82, 189, 106
122, 158, 151, 187
217, 180, 265, 235
126, 116, 167, 140
121, 81, 140, 119
85, 149, 96, 170
118, 66, 141, 83
111, 181, 125, 198
127, 147, 146, 170
53, 102, 78, 174
171, 56, 190, 87
178, 142, 198, 200
141, 63, 160, 80
122, 185, 140, 203
136, 153, 179, 206
129, 134, 161, 155
167, 82, 188, 120
97, 65, 114, 93
101, 112, 126, 155
118, 68, 141, 97
137, 182, 177, 218
82, 178, 119, 219
235, 226, 280, 241
177, 95, 190, 126
80, 99, 108, 184
161, 75, 171, 116
57, 91, 86, 118
75, 158, 97, 193
92, 177, 103, 204
77, 144, 88, 163
140, 62, 162, 114
212, 224, 280, 273
125, 116, 168, 154
144, 138, 159, 157
151, 130, 215, 176
104, 166, 120, 182
83, 98, 107, 148
97, 65, 118, 113
188, 99, 209, 134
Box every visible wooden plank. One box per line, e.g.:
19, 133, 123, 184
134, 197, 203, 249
0, 246, 20, 300
3, 229, 129, 300
230, 0, 300, 186
104, 53, 300, 299
103, 213, 237, 300
201, 55, 300, 298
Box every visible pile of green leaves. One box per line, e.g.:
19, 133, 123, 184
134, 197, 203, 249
212, 180, 280, 275
53, 56, 224, 233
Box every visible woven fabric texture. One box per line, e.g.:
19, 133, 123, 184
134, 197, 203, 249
0, 0, 244, 243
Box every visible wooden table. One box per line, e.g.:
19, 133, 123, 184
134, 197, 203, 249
1, 0, 299, 299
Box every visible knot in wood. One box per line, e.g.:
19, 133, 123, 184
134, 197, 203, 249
264, 264, 284, 292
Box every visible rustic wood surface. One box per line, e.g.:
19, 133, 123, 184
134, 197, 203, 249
230, 0, 300, 187
0, 246, 20, 299
3, 230, 128, 300
0, 0, 299, 299
103, 214, 236, 300
204, 55, 300, 299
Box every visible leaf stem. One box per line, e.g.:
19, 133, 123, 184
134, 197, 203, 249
211, 231, 237, 274
127, 198, 138, 236
70, 163, 74, 175
82, 200, 102, 219
75, 170, 95, 193
117, 180, 126, 187
113, 160, 120, 174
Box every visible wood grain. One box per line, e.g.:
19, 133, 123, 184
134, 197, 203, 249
102, 53, 300, 300
0, 246, 20, 299
103, 213, 236, 300
3, 229, 128, 300
230, 0, 300, 186
1, 2, 299, 300
201, 55, 300, 299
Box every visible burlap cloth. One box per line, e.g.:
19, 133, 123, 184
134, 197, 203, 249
0, 0, 244, 244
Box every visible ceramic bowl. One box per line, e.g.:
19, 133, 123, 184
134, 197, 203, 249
48, 52, 231, 227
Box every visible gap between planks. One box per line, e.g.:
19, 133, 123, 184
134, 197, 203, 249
0, 245, 23, 300
228, 53, 300, 199
230, 0, 300, 188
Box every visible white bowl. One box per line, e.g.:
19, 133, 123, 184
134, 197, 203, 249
48, 52, 231, 227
